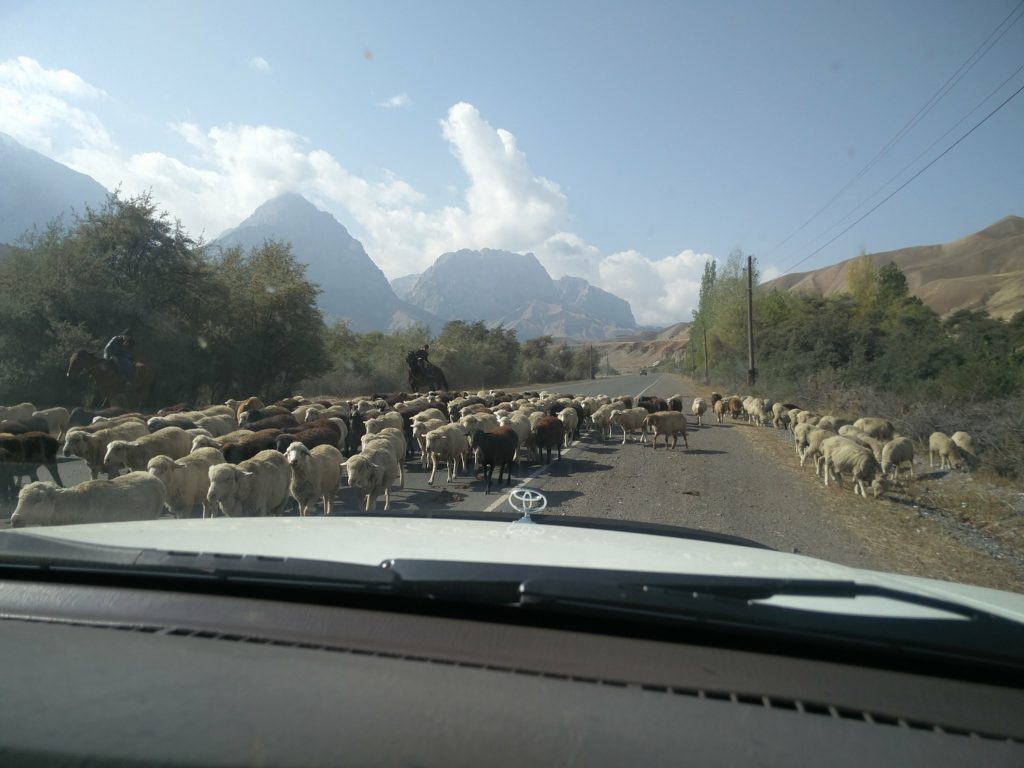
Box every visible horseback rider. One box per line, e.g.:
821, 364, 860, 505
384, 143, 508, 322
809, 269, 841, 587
414, 344, 431, 375
103, 329, 136, 386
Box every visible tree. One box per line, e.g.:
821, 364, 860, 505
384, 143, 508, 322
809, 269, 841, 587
876, 261, 909, 305
846, 251, 877, 307
204, 240, 328, 400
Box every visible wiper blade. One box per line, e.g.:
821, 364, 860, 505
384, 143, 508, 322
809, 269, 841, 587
0, 531, 395, 592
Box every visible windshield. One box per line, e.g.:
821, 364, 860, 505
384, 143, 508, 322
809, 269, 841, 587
0, 0, 1022, 609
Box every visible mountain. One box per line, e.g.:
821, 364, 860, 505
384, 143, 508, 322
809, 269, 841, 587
404, 248, 637, 340
214, 194, 438, 332
389, 273, 421, 299
763, 216, 1024, 319
0, 132, 109, 244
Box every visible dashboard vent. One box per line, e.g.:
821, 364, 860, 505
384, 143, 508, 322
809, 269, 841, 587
7, 614, 1019, 745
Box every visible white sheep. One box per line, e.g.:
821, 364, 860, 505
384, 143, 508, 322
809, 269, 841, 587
951, 431, 976, 468
425, 423, 469, 485
11, 471, 166, 527
690, 398, 707, 426
148, 446, 225, 518
557, 408, 579, 447
609, 407, 649, 444
0, 402, 36, 423
929, 432, 964, 471
32, 406, 70, 438
365, 411, 404, 435
818, 436, 887, 498
411, 407, 446, 424
643, 411, 688, 450
589, 403, 617, 439
63, 420, 150, 479
194, 414, 237, 437
497, 412, 532, 463
284, 442, 343, 516
190, 429, 255, 453
800, 427, 833, 475
360, 427, 407, 489
881, 437, 914, 481
345, 444, 400, 511
207, 449, 290, 517
852, 417, 895, 441
412, 418, 448, 467
103, 426, 193, 472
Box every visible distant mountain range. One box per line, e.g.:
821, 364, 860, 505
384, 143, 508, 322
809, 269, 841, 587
763, 216, 1024, 319
212, 194, 437, 333
0, 132, 108, 243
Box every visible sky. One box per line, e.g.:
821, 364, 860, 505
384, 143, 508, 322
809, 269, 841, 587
1, 0, 1022, 326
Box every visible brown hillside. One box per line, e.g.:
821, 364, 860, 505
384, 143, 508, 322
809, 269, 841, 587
575, 323, 691, 374
763, 216, 1024, 319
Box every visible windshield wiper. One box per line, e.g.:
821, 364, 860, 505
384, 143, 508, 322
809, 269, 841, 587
0, 532, 395, 592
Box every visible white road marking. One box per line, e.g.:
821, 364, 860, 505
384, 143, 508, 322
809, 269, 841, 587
482, 439, 583, 513
633, 373, 664, 401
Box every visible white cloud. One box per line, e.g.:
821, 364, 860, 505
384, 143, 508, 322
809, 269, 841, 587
2, 57, 714, 325
377, 93, 410, 108
0, 56, 112, 155
248, 56, 270, 72
760, 264, 782, 283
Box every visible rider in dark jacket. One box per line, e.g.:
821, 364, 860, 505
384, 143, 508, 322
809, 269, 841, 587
103, 330, 136, 385
414, 344, 430, 375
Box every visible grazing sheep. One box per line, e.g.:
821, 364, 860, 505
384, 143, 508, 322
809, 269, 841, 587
360, 427, 407, 489
207, 449, 290, 517
218, 429, 284, 464
643, 411, 689, 450
345, 444, 400, 511
853, 417, 895, 441
425, 424, 470, 485
691, 398, 707, 426
609, 407, 649, 445
881, 437, 915, 481
590, 404, 617, 440
284, 442, 343, 516
470, 427, 518, 493
11, 471, 165, 527
818, 436, 888, 498
929, 432, 964, 471
800, 427, 833, 475
529, 415, 565, 464
103, 426, 193, 472
63, 420, 150, 479
816, 415, 852, 433
147, 447, 225, 518
31, 407, 70, 438
951, 431, 976, 468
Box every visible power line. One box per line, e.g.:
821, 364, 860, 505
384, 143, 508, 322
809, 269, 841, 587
786, 60, 1024, 261
767, 0, 1024, 256
781, 80, 1024, 275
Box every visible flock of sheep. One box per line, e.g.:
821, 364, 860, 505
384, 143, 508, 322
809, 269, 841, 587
0, 389, 702, 527
2, 385, 970, 525
712, 393, 975, 499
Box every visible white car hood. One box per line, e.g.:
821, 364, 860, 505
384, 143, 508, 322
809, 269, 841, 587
8, 516, 1024, 622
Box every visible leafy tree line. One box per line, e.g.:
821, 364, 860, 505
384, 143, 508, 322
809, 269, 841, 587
0, 192, 596, 407
688, 250, 1024, 402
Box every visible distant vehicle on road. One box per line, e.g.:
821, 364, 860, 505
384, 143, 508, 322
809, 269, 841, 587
639, 367, 648, 375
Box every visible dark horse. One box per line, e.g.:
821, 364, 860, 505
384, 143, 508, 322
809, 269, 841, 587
66, 350, 155, 408
406, 351, 449, 393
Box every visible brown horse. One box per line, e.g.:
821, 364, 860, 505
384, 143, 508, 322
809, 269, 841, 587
66, 350, 155, 408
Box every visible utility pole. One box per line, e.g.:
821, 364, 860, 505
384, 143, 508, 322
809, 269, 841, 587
746, 254, 757, 386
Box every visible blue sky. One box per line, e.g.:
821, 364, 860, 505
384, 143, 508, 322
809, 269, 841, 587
1, 0, 1022, 324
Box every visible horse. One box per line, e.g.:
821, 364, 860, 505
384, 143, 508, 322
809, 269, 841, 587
406, 351, 449, 393
66, 350, 155, 408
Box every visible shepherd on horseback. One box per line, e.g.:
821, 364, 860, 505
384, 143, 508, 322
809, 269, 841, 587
406, 346, 448, 392
103, 329, 136, 386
